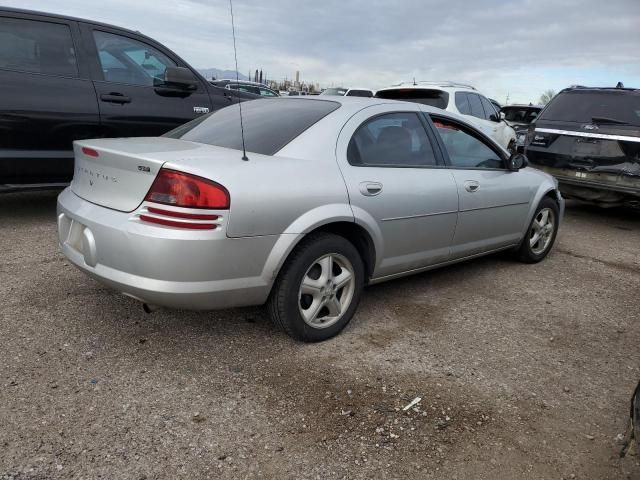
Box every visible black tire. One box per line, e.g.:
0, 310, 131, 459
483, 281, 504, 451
268, 232, 365, 342
516, 197, 559, 263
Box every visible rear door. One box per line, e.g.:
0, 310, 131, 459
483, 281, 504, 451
0, 12, 100, 184
80, 24, 213, 138
429, 115, 532, 257
336, 105, 459, 278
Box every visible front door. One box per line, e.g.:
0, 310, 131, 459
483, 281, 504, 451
81, 25, 213, 138
429, 115, 532, 257
0, 14, 100, 184
336, 107, 459, 278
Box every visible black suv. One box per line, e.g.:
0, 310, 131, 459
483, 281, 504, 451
0, 8, 255, 191
526, 86, 640, 207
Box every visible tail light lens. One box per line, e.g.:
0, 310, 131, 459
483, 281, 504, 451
144, 169, 230, 209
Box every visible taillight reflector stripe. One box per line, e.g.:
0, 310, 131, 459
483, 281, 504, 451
139, 215, 216, 230
82, 147, 99, 157
147, 206, 218, 221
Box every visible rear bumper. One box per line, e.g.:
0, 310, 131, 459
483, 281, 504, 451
56, 188, 283, 310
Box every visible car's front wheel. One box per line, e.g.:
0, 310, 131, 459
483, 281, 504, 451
516, 197, 559, 263
268, 232, 364, 342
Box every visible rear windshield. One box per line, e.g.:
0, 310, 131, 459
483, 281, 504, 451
374, 89, 449, 109
165, 99, 340, 155
539, 90, 640, 126
502, 106, 541, 123
346, 89, 373, 97
321, 88, 348, 96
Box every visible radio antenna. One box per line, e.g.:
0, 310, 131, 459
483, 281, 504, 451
229, 0, 248, 161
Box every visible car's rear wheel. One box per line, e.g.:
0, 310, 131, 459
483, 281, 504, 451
516, 197, 559, 263
268, 232, 364, 342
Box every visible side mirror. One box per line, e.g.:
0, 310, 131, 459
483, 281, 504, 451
163, 66, 198, 90
500, 111, 506, 121
508, 153, 528, 171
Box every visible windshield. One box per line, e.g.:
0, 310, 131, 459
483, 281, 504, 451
321, 88, 347, 96
539, 90, 640, 126
164, 99, 340, 155
374, 88, 449, 109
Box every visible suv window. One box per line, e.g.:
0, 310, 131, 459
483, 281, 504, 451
479, 96, 497, 120
432, 117, 504, 169
502, 106, 540, 123
539, 90, 640, 126
467, 94, 485, 119
346, 89, 373, 97
375, 89, 449, 109
259, 87, 277, 97
165, 99, 340, 155
93, 30, 176, 86
455, 92, 471, 115
347, 112, 438, 167
0, 17, 77, 77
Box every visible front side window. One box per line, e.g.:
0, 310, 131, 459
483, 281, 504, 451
432, 117, 504, 169
347, 112, 438, 167
259, 88, 277, 97
467, 93, 485, 119
93, 30, 176, 86
479, 96, 497, 120
0, 17, 77, 77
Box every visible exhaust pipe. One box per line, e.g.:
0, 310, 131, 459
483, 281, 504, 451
142, 303, 158, 314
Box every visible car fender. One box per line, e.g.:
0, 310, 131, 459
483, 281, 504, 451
259, 203, 355, 287
520, 181, 563, 238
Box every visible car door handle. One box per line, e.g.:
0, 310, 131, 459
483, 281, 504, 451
359, 182, 383, 196
464, 180, 480, 193
100, 93, 131, 104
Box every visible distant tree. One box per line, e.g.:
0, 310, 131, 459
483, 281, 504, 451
539, 89, 556, 105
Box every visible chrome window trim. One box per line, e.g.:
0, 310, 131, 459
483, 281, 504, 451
535, 128, 640, 143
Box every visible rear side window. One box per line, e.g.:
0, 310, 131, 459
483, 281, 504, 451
0, 17, 77, 77
347, 112, 438, 167
432, 118, 504, 169
165, 99, 340, 155
375, 89, 449, 109
539, 90, 640, 126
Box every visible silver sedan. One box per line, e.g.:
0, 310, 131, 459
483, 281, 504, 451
57, 97, 564, 341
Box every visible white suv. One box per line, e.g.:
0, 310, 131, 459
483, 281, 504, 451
375, 81, 516, 151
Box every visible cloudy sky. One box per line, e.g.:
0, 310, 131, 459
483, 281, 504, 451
7, 0, 640, 103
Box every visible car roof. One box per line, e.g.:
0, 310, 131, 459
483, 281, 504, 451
377, 81, 477, 93
560, 85, 639, 94
0, 6, 160, 44
503, 104, 543, 109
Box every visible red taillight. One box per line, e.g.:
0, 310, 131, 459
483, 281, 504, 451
144, 169, 230, 209
82, 147, 99, 157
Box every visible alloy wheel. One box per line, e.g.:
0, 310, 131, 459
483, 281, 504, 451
529, 207, 556, 255
298, 253, 356, 329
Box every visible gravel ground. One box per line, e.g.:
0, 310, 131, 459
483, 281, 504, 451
1, 191, 639, 480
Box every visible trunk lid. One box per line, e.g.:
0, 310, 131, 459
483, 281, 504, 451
71, 138, 208, 212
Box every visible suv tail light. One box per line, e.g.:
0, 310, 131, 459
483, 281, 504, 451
144, 169, 230, 209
